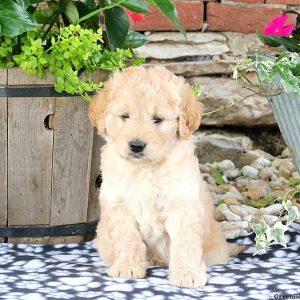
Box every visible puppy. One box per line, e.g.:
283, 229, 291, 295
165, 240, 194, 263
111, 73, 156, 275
89, 66, 237, 288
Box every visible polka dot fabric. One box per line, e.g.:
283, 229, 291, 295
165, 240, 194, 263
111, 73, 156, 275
0, 224, 300, 300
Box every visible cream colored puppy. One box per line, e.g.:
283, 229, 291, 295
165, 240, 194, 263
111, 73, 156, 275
89, 66, 235, 288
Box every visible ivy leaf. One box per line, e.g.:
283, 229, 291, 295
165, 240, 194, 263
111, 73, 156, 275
0, 0, 38, 36
251, 219, 268, 238
270, 222, 288, 247
145, 0, 185, 37
65, 0, 79, 24
124, 30, 148, 49
253, 238, 268, 255
105, 6, 129, 50
282, 199, 300, 225
118, 0, 149, 13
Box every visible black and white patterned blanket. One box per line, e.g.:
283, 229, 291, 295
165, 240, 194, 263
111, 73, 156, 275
0, 224, 300, 300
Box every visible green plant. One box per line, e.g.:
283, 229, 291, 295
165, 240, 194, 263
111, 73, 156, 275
251, 189, 300, 255
0, 0, 185, 50
0, 0, 185, 100
234, 11, 300, 97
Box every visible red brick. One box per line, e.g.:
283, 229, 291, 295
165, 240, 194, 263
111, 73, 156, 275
131, 1, 203, 31
207, 3, 296, 33
266, 0, 300, 4
227, 0, 264, 3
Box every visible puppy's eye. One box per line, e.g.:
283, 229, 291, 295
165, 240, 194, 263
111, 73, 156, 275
153, 115, 163, 124
120, 114, 129, 120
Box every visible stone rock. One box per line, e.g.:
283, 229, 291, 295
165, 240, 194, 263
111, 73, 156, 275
208, 184, 231, 194
279, 159, 295, 179
224, 197, 241, 206
233, 221, 251, 229
199, 163, 212, 174
189, 76, 276, 127
236, 178, 251, 192
260, 167, 277, 181
242, 150, 275, 165
223, 32, 264, 57
260, 204, 283, 216
218, 160, 235, 172
202, 174, 216, 185
223, 191, 244, 201
224, 169, 240, 180
146, 32, 227, 44
214, 209, 226, 221
281, 147, 291, 158
225, 229, 249, 239
292, 171, 300, 178
262, 215, 279, 226
242, 166, 259, 179
195, 133, 253, 167
247, 180, 271, 200
229, 204, 258, 218
149, 60, 235, 77
251, 157, 271, 170
134, 33, 229, 59
216, 203, 242, 221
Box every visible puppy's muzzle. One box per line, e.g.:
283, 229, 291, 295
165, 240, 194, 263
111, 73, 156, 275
129, 139, 146, 157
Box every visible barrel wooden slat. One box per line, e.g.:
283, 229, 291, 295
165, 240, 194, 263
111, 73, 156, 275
8, 98, 54, 226
1, 68, 104, 244
50, 97, 94, 243
0, 69, 8, 242
87, 132, 105, 224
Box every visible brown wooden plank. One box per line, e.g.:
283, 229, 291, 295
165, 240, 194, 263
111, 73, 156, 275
8, 98, 54, 226
8, 69, 55, 85
87, 132, 105, 223
0, 99, 7, 243
8, 237, 50, 244
50, 97, 94, 228
50, 236, 83, 244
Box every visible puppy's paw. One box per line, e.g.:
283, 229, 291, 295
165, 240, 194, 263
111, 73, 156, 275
169, 267, 207, 288
108, 261, 147, 279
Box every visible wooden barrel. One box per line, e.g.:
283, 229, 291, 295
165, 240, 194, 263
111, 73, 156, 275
0, 68, 106, 244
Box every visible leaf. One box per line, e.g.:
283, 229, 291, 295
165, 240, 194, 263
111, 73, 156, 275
257, 33, 281, 48
270, 222, 288, 247
251, 219, 269, 238
104, 6, 129, 50
118, 0, 149, 13
0, 0, 38, 36
253, 239, 268, 255
124, 30, 148, 49
145, 0, 185, 37
289, 178, 300, 187
212, 166, 225, 186
132, 57, 145, 66
65, 0, 79, 24
33, 8, 55, 24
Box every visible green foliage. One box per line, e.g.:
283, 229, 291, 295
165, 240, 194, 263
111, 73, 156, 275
0, 25, 135, 100
251, 189, 300, 255
212, 165, 226, 186
234, 53, 300, 97
0, 0, 38, 36
244, 195, 277, 209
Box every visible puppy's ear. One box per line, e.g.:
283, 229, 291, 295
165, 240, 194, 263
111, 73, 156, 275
178, 84, 204, 139
89, 89, 109, 136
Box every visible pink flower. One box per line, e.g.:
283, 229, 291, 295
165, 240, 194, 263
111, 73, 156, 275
263, 14, 295, 36
126, 9, 145, 23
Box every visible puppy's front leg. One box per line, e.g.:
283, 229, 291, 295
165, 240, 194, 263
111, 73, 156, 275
98, 203, 147, 279
166, 211, 207, 288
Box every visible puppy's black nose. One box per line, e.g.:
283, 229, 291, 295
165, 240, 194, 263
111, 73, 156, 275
129, 140, 146, 153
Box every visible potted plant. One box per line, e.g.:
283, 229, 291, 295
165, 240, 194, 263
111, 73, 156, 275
0, 0, 184, 244
234, 12, 300, 254
234, 11, 300, 174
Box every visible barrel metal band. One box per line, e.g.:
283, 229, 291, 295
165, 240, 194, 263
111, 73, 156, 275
0, 221, 98, 238
0, 86, 94, 98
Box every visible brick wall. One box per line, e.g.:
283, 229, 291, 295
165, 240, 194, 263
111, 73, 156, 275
131, 0, 297, 33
